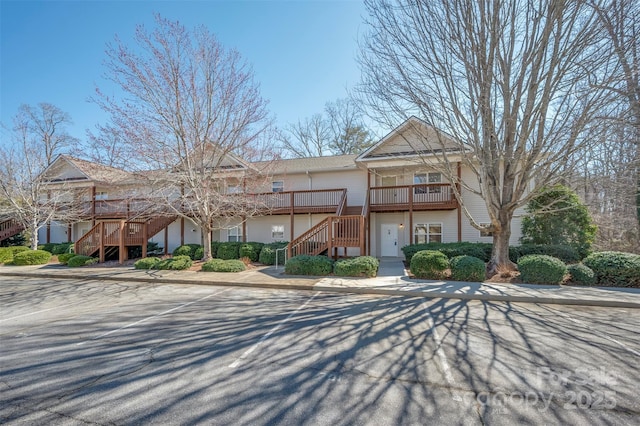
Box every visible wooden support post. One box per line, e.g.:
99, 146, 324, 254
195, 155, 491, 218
360, 216, 365, 255
180, 217, 185, 246
409, 185, 414, 245
164, 226, 169, 255
142, 222, 148, 258
91, 186, 96, 227
67, 224, 72, 242
327, 217, 333, 259
457, 161, 462, 242
119, 220, 126, 264
99, 222, 105, 263
290, 192, 295, 242
242, 217, 247, 242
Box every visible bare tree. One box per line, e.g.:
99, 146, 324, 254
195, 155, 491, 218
94, 15, 274, 260
278, 114, 331, 157
358, 0, 613, 273
0, 105, 82, 249
592, 0, 640, 229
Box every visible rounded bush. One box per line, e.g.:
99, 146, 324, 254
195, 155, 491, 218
156, 255, 193, 270
38, 243, 57, 254
517, 255, 567, 285
52, 242, 74, 255
410, 250, 449, 279
193, 246, 204, 260
258, 242, 288, 265
57, 253, 77, 265
134, 257, 162, 270
285, 255, 334, 276
202, 259, 246, 272
239, 242, 264, 262
402, 242, 492, 263
583, 251, 640, 287
67, 255, 97, 267
567, 263, 596, 286
172, 244, 202, 260
217, 242, 241, 260
334, 256, 379, 277
509, 244, 580, 263
0, 246, 29, 263
12, 249, 52, 265
450, 255, 486, 282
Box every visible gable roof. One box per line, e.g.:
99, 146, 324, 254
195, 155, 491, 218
253, 154, 358, 175
356, 116, 465, 162
41, 155, 134, 184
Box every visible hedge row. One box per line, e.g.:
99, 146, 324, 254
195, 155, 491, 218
0, 246, 29, 263
171, 241, 287, 264
284, 255, 379, 277
583, 251, 640, 287
12, 249, 52, 265
401, 242, 581, 264
202, 259, 246, 272
38, 242, 74, 255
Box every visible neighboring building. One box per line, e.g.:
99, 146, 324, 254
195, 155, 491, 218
30, 117, 522, 261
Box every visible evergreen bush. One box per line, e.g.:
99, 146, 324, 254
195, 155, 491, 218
155, 255, 193, 270
258, 242, 288, 265
567, 263, 596, 286
239, 242, 264, 262
285, 255, 334, 276
202, 259, 246, 272
12, 249, 52, 265
402, 242, 491, 263
38, 243, 57, 253
409, 250, 449, 279
509, 244, 579, 263
583, 251, 640, 287
134, 257, 162, 270
58, 253, 77, 265
450, 255, 486, 282
333, 256, 379, 277
67, 255, 97, 267
52, 242, 74, 255
0, 246, 29, 263
217, 242, 241, 260
517, 255, 567, 285
172, 244, 202, 260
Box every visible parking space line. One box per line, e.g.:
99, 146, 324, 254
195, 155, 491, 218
423, 303, 462, 401
77, 287, 231, 345
229, 292, 319, 369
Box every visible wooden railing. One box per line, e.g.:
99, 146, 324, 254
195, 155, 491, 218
369, 183, 458, 211
288, 215, 365, 258
75, 222, 103, 257
0, 219, 24, 243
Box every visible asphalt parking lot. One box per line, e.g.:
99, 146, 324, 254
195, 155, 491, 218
1, 277, 639, 425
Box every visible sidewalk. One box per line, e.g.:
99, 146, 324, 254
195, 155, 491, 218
1, 259, 639, 309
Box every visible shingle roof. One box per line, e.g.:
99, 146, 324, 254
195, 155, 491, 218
62, 155, 134, 184
253, 154, 358, 175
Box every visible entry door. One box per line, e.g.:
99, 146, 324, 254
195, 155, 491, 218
381, 224, 398, 257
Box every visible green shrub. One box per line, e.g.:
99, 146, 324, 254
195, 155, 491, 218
172, 244, 202, 260
0, 246, 29, 263
567, 263, 596, 286
450, 255, 486, 282
258, 242, 288, 265
583, 251, 640, 288
12, 249, 52, 265
217, 242, 242, 260
155, 255, 193, 270
210, 241, 220, 258
509, 244, 580, 263
67, 255, 97, 267
57, 253, 77, 265
517, 255, 567, 285
334, 256, 379, 277
410, 250, 449, 279
194, 246, 204, 260
402, 242, 491, 263
38, 243, 57, 253
239, 242, 264, 262
134, 257, 162, 270
52, 242, 74, 255
285, 255, 334, 276
202, 259, 246, 272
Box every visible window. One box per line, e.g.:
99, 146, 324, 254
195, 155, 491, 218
414, 172, 442, 194
381, 176, 396, 187
414, 223, 443, 244
271, 225, 285, 241
479, 223, 493, 237
227, 185, 241, 194
228, 225, 243, 242
95, 191, 108, 200
272, 181, 284, 193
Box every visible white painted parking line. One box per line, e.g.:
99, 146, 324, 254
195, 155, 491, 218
78, 287, 231, 345
423, 303, 462, 402
229, 292, 319, 369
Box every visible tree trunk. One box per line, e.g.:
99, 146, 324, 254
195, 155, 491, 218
486, 211, 516, 277
202, 224, 213, 261
29, 220, 39, 251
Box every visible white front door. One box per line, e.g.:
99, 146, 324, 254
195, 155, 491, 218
381, 224, 398, 257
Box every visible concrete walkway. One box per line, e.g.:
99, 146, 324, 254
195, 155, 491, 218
1, 258, 639, 309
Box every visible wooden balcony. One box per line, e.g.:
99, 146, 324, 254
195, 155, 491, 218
369, 183, 458, 212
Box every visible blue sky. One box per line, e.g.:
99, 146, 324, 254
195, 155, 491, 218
0, 0, 368, 144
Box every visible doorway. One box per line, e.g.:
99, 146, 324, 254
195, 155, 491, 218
381, 224, 398, 257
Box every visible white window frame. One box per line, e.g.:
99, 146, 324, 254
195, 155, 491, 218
272, 181, 284, 193
228, 225, 243, 242
95, 191, 108, 200
414, 223, 443, 244
414, 172, 442, 194
271, 225, 285, 241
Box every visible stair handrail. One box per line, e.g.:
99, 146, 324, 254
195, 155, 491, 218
336, 189, 347, 216
361, 190, 370, 217
288, 217, 330, 258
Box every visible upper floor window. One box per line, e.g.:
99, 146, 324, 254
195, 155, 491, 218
95, 191, 108, 200
272, 181, 284, 193
414, 172, 442, 194
227, 185, 241, 194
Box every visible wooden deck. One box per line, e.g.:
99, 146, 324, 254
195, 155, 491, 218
369, 183, 458, 212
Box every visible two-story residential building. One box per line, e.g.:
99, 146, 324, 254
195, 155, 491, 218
20, 117, 521, 262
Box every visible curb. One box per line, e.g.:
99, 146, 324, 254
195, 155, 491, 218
2, 271, 640, 309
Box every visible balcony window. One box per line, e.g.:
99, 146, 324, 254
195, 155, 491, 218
95, 191, 108, 200
227, 185, 241, 194
414, 172, 442, 194
272, 181, 284, 193
414, 223, 442, 244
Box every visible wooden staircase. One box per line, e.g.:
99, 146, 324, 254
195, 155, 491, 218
0, 219, 24, 244
288, 215, 365, 258
75, 216, 176, 263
